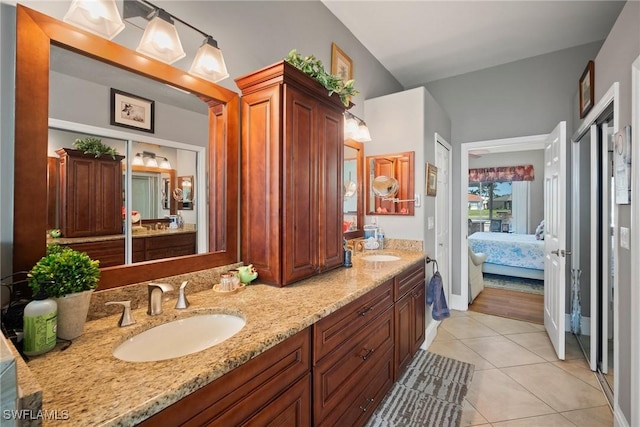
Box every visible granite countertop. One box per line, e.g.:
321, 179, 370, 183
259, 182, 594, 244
48, 228, 196, 245
21, 249, 425, 426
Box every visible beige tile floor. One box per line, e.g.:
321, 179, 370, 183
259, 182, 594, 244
430, 310, 612, 427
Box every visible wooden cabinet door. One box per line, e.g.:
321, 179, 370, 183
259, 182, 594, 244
282, 86, 318, 284
394, 292, 413, 379
61, 155, 95, 237
94, 158, 123, 236
240, 85, 283, 285
412, 283, 426, 354
242, 374, 311, 427
316, 101, 344, 272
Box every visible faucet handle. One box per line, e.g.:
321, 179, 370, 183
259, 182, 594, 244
105, 301, 136, 327
175, 281, 190, 310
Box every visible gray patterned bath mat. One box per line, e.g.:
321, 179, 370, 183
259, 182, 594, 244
365, 351, 475, 427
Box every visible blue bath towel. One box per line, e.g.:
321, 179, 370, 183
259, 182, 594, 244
427, 271, 450, 321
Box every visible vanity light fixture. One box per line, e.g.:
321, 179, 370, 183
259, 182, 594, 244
63, 0, 125, 40
344, 111, 372, 142
189, 36, 229, 83
136, 8, 185, 65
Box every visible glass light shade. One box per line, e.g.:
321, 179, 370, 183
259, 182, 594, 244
136, 10, 186, 64
344, 116, 358, 140
145, 156, 158, 168
132, 153, 144, 166
189, 37, 229, 83
355, 123, 372, 142
63, 0, 125, 40
159, 157, 172, 169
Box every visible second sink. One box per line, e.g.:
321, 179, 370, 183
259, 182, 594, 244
113, 313, 246, 362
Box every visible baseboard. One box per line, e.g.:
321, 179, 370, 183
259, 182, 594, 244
564, 313, 591, 336
421, 319, 440, 350
614, 403, 629, 427
450, 294, 467, 311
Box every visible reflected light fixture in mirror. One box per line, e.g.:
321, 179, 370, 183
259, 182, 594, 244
132, 153, 144, 166
344, 111, 372, 142
63, 0, 124, 40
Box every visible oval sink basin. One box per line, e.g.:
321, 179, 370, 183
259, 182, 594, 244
113, 314, 245, 362
361, 254, 401, 262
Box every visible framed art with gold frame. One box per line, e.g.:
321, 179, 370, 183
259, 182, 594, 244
331, 42, 353, 82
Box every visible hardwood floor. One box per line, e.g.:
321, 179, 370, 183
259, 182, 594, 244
468, 287, 544, 324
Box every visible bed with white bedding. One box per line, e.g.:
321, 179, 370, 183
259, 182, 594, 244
467, 232, 544, 280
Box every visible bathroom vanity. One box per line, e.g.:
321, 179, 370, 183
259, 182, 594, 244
17, 250, 426, 426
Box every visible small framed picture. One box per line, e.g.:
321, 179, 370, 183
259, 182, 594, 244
501, 223, 510, 233
426, 163, 438, 196
579, 60, 594, 119
110, 88, 155, 133
331, 42, 353, 82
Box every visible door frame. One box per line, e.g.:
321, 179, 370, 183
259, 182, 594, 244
455, 134, 546, 310
435, 133, 452, 305
630, 55, 639, 427
571, 81, 619, 419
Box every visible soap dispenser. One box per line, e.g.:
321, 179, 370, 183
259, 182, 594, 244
23, 281, 58, 356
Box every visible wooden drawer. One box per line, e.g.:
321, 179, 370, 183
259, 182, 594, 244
139, 328, 310, 426
394, 260, 425, 301
240, 373, 311, 427
313, 279, 393, 363
66, 239, 124, 267
318, 344, 394, 427
145, 232, 196, 260
313, 306, 393, 424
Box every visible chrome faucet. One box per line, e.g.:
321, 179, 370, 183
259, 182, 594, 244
147, 283, 173, 315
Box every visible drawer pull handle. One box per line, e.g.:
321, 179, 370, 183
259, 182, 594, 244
360, 348, 375, 360
360, 397, 374, 412
358, 306, 374, 316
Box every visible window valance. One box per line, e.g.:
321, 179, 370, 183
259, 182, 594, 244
469, 165, 534, 183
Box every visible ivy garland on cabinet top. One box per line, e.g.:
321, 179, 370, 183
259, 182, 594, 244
284, 49, 359, 107
73, 136, 119, 160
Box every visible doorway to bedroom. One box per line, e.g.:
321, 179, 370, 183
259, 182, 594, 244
462, 134, 547, 323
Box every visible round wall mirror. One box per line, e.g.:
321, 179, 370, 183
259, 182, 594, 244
371, 176, 399, 198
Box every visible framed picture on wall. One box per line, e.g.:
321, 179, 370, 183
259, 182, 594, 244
331, 42, 353, 82
110, 88, 155, 133
426, 163, 438, 196
579, 60, 594, 119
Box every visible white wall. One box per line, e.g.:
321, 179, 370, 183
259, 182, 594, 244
587, 2, 640, 422
424, 42, 603, 298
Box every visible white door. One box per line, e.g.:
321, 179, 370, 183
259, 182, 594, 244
544, 121, 567, 360
435, 137, 451, 301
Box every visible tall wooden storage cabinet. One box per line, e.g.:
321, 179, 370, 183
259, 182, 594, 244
236, 61, 345, 286
56, 148, 124, 238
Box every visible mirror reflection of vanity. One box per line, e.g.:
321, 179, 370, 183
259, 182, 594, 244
366, 151, 415, 215
14, 5, 239, 290
343, 140, 364, 239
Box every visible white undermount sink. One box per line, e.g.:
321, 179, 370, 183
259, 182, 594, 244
113, 313, 246, 362
361, 254, 401, 262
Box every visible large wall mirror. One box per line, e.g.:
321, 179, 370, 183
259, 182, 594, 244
343, 140, 364, 239
14, 5, 239, 290
366, 151, 415, 216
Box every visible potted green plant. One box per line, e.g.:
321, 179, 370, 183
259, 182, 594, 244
28, 245, 100, 340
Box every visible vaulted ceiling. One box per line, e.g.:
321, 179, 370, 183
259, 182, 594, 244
322, 1, 626, 87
